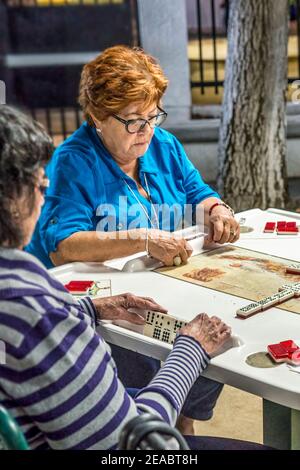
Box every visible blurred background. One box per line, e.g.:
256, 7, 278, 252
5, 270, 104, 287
2, 0, 300, 144
1, 0, 300, 208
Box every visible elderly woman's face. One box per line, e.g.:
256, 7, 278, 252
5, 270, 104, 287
96, 102, 157, 166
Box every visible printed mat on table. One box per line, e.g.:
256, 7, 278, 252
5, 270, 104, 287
156, 246, 300, 314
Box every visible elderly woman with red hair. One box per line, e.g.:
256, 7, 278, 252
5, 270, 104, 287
27, 46, 240, 434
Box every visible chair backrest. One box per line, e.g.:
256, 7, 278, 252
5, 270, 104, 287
119, 413, 189, 450
0, 405, 29, 450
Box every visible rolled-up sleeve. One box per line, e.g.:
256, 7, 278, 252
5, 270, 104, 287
39, 153, 98, 255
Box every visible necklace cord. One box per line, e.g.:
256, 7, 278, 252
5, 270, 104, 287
122, 174, 159, 256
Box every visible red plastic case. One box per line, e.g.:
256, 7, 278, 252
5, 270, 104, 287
267, 340, 300, 365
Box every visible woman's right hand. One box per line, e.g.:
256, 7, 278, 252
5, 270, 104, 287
147, 229, 193, 266
179, 313, 232, 356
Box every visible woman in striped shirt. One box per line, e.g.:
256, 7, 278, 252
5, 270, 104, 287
0, 106, 268, 450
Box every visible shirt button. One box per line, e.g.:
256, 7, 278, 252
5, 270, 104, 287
117, 223, 123, 229
49, 217, 58, 225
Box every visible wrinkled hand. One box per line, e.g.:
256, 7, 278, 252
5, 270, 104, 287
92, 292, 167, 324
179, 313, 231, 356
206, 206, 240, 244
148, 229, 193, 266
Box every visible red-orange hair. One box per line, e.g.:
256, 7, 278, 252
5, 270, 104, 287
78, 45, 168, 125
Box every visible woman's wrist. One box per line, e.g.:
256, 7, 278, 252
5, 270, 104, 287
208, 202, 234, 218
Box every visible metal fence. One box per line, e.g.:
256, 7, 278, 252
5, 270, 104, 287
188, 0, 300, 101
6, 1, 127, 8
0, 0, 140, 143
4, 0, 300, 141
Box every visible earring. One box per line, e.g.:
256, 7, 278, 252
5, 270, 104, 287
12, 210, 20, 219
11, 204, 20, 219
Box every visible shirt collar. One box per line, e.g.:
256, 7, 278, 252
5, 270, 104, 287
86, 124, 158, 180
139, 152, 158, 175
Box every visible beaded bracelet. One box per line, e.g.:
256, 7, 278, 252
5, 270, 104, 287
208, 202, 234, 217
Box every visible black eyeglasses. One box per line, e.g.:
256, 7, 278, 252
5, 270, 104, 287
112, 106, 168, 134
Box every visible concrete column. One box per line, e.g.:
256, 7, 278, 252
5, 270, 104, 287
137, 0, 191, 123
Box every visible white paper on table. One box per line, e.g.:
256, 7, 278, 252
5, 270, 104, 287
103, 252, 148, 271
102, 227, 206, 272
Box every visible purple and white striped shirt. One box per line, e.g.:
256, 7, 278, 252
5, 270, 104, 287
0, 248, 210, 449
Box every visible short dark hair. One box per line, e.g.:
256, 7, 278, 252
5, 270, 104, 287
0, 106, 53, 247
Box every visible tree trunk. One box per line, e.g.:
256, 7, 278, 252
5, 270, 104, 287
218, 0, 289, 211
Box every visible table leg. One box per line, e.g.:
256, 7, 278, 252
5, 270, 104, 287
263, 399, 300, 450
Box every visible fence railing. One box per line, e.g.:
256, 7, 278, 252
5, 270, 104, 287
29, 107, 83, 146
188, 0, 300, 104
4, 0, 300, 142
6, 1, 125, 6
1, 0, 139, 142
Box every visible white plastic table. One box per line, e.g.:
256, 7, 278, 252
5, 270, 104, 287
50, 208, 300, 449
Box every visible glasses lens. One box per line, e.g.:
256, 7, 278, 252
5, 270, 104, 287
127, 119, 145, 134
149, 113, 167, 129
126, 113, 167, 133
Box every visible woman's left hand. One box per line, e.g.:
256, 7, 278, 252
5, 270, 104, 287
206, 206, 240, 244
92, 293, 168, 324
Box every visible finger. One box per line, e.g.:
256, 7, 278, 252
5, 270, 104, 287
185, 241, 193, 258
178, 245, 189, 264
234, 228, 241, 242
212, 219, 225, 243
210, 315, 222, 322
218, 221, 231, 244
218, 325, 232, 337
228, 220, 240, 243
163, 256, 175, 267
232, 224, 241, 243
203, 237, 214, 250
210, 316, 222, 325
206, 221, 215, 243
115, 307, 146, 325
193, 312, 208, 322
228, 229, 236, 243
139, 296, 168, 313
126, 295, 168, 313
214, 319, 230, 330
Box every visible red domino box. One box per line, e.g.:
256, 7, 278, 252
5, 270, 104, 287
277, 227, 299, 235
64, 281, 94, 294
279, 340, 299, 353
286, 222, 297, 228
276, 221, 298, 234
268, 340, 300, 365
264, 222, 276, 233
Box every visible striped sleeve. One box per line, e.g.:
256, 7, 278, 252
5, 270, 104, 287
77, 297, 97, 328
0, 249, 211, 449
134, 335, 210, 424
1, 301, 210, 449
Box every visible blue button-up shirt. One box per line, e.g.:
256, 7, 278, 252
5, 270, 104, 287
26, 122, 219, 268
